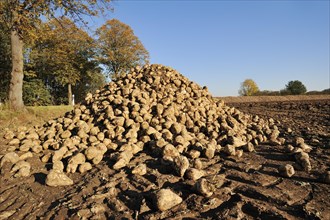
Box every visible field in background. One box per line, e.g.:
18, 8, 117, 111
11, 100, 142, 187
0, 105, 73, 136
218, 94, 330, 103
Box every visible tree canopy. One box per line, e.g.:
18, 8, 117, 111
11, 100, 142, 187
28, 17, 101, 105
283, 80, 307, 95
238, 79, 259, 96
0, 0, 111, 110
96, 19, 149, 80
26, 18, 105, 104
0, 0, 111, 38
1, 16, 108, 106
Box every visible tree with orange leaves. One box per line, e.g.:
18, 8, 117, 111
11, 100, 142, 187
0, 0, 111, 110
239, 79, 259, 96
28, 17, 101, 105
96, 19, 149, 80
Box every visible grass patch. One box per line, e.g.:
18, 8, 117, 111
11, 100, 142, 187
0, 105, 73, 136
26, 105, 73, 119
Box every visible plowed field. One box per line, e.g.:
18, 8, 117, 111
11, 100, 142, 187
0, 98, 329, 220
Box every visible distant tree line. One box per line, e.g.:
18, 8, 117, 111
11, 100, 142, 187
0, 1, 149, 108
239, 79, 329, 96
305, 89, 330, 95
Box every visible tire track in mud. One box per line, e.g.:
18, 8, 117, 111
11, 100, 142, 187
0, 150, 327, 220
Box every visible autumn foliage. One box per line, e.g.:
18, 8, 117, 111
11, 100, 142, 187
96, 19, 150, 80
28, 18, 100, 105
0, 0, 112, 109
239, 79, 259, 96
0, 1, 152, 107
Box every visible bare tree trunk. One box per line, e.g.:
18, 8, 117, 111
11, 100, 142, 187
68, 83, 72, 105
9, 29, 24, 110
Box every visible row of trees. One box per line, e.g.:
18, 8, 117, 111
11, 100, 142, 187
238, 79, 322, 96
0, 1, 149, 109
0, 18, 149, 106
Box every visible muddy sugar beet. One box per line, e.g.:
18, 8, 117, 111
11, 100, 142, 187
2, 64, 309, 187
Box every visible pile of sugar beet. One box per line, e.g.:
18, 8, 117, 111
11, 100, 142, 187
1, 64, 326, 211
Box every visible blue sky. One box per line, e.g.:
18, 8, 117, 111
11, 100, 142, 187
87, 0, 329, 96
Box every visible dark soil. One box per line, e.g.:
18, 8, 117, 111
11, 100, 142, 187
0, 99, 329, 220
